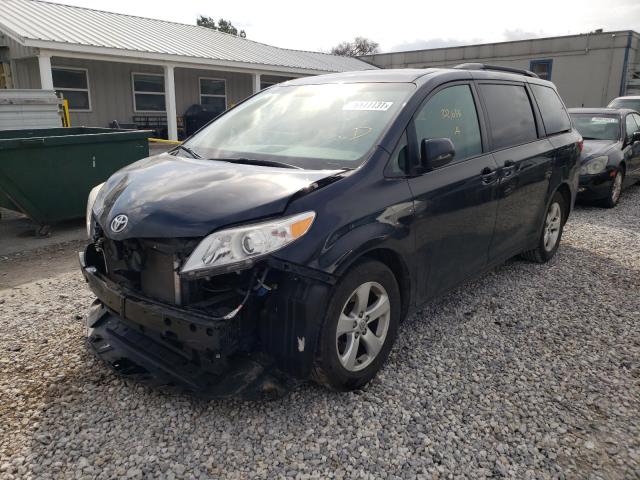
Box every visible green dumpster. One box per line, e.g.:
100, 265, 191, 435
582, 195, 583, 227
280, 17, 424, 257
0, 127, 152, 229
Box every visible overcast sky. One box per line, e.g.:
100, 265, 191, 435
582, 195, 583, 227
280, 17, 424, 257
46, 0, 640, 53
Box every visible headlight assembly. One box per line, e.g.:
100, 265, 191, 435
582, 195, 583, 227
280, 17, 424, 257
580, 156, 608, 175
180, 211, 316, 276
86, 182, 104, 238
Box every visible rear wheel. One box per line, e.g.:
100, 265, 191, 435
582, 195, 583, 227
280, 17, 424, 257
312, 260, 400, 391
521, 192, 566, 263
602, 169, 624, 208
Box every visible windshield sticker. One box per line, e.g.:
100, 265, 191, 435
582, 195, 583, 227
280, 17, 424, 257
591, 117, 618, 124
343, 101, 393, 111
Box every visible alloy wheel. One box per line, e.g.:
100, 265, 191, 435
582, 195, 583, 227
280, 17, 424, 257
336, 281, 391, 372
611, 171, 623, 204
543, 202, 562, 252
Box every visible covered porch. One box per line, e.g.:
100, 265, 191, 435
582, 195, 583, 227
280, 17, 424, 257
26, 50, 301, 140
1, 0, 372, 140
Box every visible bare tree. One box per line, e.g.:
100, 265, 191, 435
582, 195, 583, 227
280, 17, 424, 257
331, 37, 379, 57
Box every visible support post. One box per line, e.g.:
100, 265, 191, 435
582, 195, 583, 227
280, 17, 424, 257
38, 54, 54, 90
164, 65, 178, 141
252, 73, 261, 94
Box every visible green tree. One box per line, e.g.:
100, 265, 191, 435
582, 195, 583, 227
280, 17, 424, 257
331, 37, 379, 57
197, 15, 246, 38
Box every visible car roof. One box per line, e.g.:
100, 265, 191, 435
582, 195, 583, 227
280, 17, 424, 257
568, 107, 637, 115
610, 96, 640, 100
283, 69, 440, 84
282, 67, 556, 87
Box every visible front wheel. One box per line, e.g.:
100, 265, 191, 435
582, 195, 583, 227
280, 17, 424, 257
602, 169, 624, 208
312, 260, 400, 391
521, 192, 566, 263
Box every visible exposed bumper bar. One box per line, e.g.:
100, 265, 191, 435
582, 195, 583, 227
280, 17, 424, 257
79, 252, 296, 399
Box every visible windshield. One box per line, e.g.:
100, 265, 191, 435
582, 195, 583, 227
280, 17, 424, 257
570, 114, 620, 141
608, 98, 640, 112
185, 82, 415, 170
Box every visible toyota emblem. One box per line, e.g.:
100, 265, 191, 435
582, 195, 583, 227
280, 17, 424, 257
110, 214, 128, 233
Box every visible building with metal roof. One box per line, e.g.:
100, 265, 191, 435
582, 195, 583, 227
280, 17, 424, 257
0, 0, 374, 139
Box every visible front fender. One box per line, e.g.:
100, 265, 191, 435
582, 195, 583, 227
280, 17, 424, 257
317, 201, 414, 274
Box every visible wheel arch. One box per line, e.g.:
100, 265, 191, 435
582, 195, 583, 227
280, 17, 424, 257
336, 247, 412, 322
555, 182, 572, 224
618, 160, 627, 175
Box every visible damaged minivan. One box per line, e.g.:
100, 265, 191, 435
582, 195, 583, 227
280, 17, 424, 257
81, 65, 581, 397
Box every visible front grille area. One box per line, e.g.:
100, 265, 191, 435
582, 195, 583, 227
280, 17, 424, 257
139, 248, 177, 304
93, 236, 255, 315
97, 237, 191, 305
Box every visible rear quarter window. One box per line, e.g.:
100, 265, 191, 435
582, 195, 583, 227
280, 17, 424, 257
530, 84, 571, 135
479, 83, 538, 150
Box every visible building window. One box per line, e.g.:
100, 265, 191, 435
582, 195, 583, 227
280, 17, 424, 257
132, 73, 166, 112
52, 67, 90, 111
199, 78, 226, 112
529, 59, 553, 80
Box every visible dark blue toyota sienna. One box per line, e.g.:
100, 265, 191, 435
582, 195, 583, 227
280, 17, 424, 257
81, 64, 581, 397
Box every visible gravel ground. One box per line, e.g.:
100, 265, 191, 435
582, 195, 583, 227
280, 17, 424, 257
1, 186, 639, 479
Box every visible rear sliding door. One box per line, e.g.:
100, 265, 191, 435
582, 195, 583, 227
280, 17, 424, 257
477, 82, 555, 261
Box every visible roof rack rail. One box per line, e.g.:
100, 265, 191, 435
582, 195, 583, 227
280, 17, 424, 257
454, 63, 539, 78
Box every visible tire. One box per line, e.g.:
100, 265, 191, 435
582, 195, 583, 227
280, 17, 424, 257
312, 259, 401, 391
602, 168, 624, 208
521, 192, 566, 264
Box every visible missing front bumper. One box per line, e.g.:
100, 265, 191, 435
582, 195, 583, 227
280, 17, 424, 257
86, 302, 293, 399
79, 250, 332, 398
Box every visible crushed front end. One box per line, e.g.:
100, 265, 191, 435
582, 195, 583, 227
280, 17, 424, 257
80, 229, 333, 399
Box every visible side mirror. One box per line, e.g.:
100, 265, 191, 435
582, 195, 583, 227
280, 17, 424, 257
632, 131, 640, 143
420, 138, 455, 171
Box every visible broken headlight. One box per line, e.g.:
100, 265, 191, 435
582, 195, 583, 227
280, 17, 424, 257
180, 211, 315, 276
86, 182, 105, 238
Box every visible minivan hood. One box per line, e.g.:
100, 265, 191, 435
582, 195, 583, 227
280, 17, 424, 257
580, 139, 618, 162
93, 154, 343, 239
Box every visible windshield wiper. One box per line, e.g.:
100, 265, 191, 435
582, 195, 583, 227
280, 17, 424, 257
172, 144, 201, 159
210, 157, 302, 169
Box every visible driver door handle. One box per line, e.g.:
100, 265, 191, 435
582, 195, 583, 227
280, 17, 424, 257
481, 167, 498, 185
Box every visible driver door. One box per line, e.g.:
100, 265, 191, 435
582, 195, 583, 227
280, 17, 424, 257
625, 113, 640, 179
406, 83, 500, 300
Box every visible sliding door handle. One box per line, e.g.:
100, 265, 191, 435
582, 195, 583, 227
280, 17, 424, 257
481, 167, 498, 184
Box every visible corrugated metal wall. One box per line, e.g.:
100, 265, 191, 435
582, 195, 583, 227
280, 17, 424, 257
362, 31, 640, 108
3, 33, 36, 59
12, 57, 39, 89
0, 89, 61, 130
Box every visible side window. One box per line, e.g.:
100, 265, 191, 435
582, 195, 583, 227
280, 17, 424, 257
414, 84, 482, 163
530, 84, 571, 135
386, 132, 408, 176
479, 84, 538, 150
625, 115, 639, 141
634, 114, 640, 135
